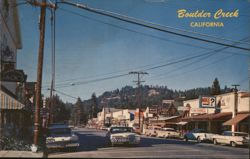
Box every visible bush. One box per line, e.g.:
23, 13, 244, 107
0, 136, 31, 151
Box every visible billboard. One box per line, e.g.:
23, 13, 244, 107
199, 96, 216, 108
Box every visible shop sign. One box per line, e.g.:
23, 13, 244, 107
199, 96, 216, 108
1, 69, 27, 82
190, 108, 207, 114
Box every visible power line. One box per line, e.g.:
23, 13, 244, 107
60, 0, 250, 51
151, 53, 236, 81
39, 6, 249, 87
58, 7, 250, 55
41, 52, 211, 89
53, 89, 78, 99
152, 51, 217, 78
42, 43, 245, 90
53, 73, 130, 89
149, 37, 249, 80
149, 37, 249, 78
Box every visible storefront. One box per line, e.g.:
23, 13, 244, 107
181, 112, 232, 134
0, 89, 32, 139
149, 116, 181, 129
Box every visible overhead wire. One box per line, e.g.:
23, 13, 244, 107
59, 1, 250, 51
53, 89, 78, 99
148, 37, 249, 78
41, 6, 249, 87
57, 6, 249, 55
42, 50, 219, 89
151, 53, 236, 82
41, 1, 250, 92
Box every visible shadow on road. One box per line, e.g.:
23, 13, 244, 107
76, 131, 110, 151
75, 130, 197, 151
139, 136, 196, 147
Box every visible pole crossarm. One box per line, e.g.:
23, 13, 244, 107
26, 0, 56, 9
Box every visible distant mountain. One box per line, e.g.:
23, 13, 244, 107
81, 85, 232, 111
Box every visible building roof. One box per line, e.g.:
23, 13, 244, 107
150, 116, 180, 121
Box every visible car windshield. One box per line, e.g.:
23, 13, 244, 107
110, 127, 134, 134
48, 128, 71, 136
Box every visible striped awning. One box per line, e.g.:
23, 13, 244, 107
0, 90, 25, 110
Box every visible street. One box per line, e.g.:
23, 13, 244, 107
48, 128, 249, 158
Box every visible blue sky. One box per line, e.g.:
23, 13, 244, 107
17, 0, 250, 103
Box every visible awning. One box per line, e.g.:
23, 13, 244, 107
223, 113, 250, 126
0, 90, 25, 110
176, 121, 188, 125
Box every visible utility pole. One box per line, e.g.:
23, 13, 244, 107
28, 0, 55, 152
129, 71, 148, 133
232, 84, 240, 132
103, 100, 106, 127
49, 4, 56, 125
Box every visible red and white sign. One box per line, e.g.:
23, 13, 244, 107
200, 96, 216, 108
190, 108, 207, 114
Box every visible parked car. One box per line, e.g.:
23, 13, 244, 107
106, 126, 140, 146
144, 126, 161, 137
156, 128, 181, 139
46, 124, 80, 151
212, 131, 249, 147
183, 129, 214, 143
100, 126, 109, 131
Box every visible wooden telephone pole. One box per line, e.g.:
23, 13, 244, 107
27, 0, 55, 151
129, 71, 148, 132
231, 84, 240, 132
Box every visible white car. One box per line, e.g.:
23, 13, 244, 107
106, 126, 140, 146
184, 129, 214, 143
156, 128, 181, 139
212, 131, 249, 147
144, 126, 161, 137
46, 124, 80, 151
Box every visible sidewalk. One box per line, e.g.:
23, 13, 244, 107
0, 151, 44, 158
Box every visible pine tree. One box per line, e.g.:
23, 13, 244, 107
91, 93, 99, 118
211, 78, 221, 95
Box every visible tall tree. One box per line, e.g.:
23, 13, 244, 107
46, 95, 70, 123
211, 78, 221, 95
72, 97, 86, 126
91, 93, 98, 118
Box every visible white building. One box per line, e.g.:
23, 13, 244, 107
0, 0, 30, 137
97, 108, 136, 126
182, 91, 249, 133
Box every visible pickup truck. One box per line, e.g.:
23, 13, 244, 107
212, 131, 249, 147
184, 129, 214, 143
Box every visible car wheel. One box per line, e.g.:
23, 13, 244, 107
69, 147, 78, 152
231, 141, 237, 147
184, 136, 188, 142
213, 139, 217, 145
197, 137, 201, 143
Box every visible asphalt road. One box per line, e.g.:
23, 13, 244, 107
48, 128, 249, 158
